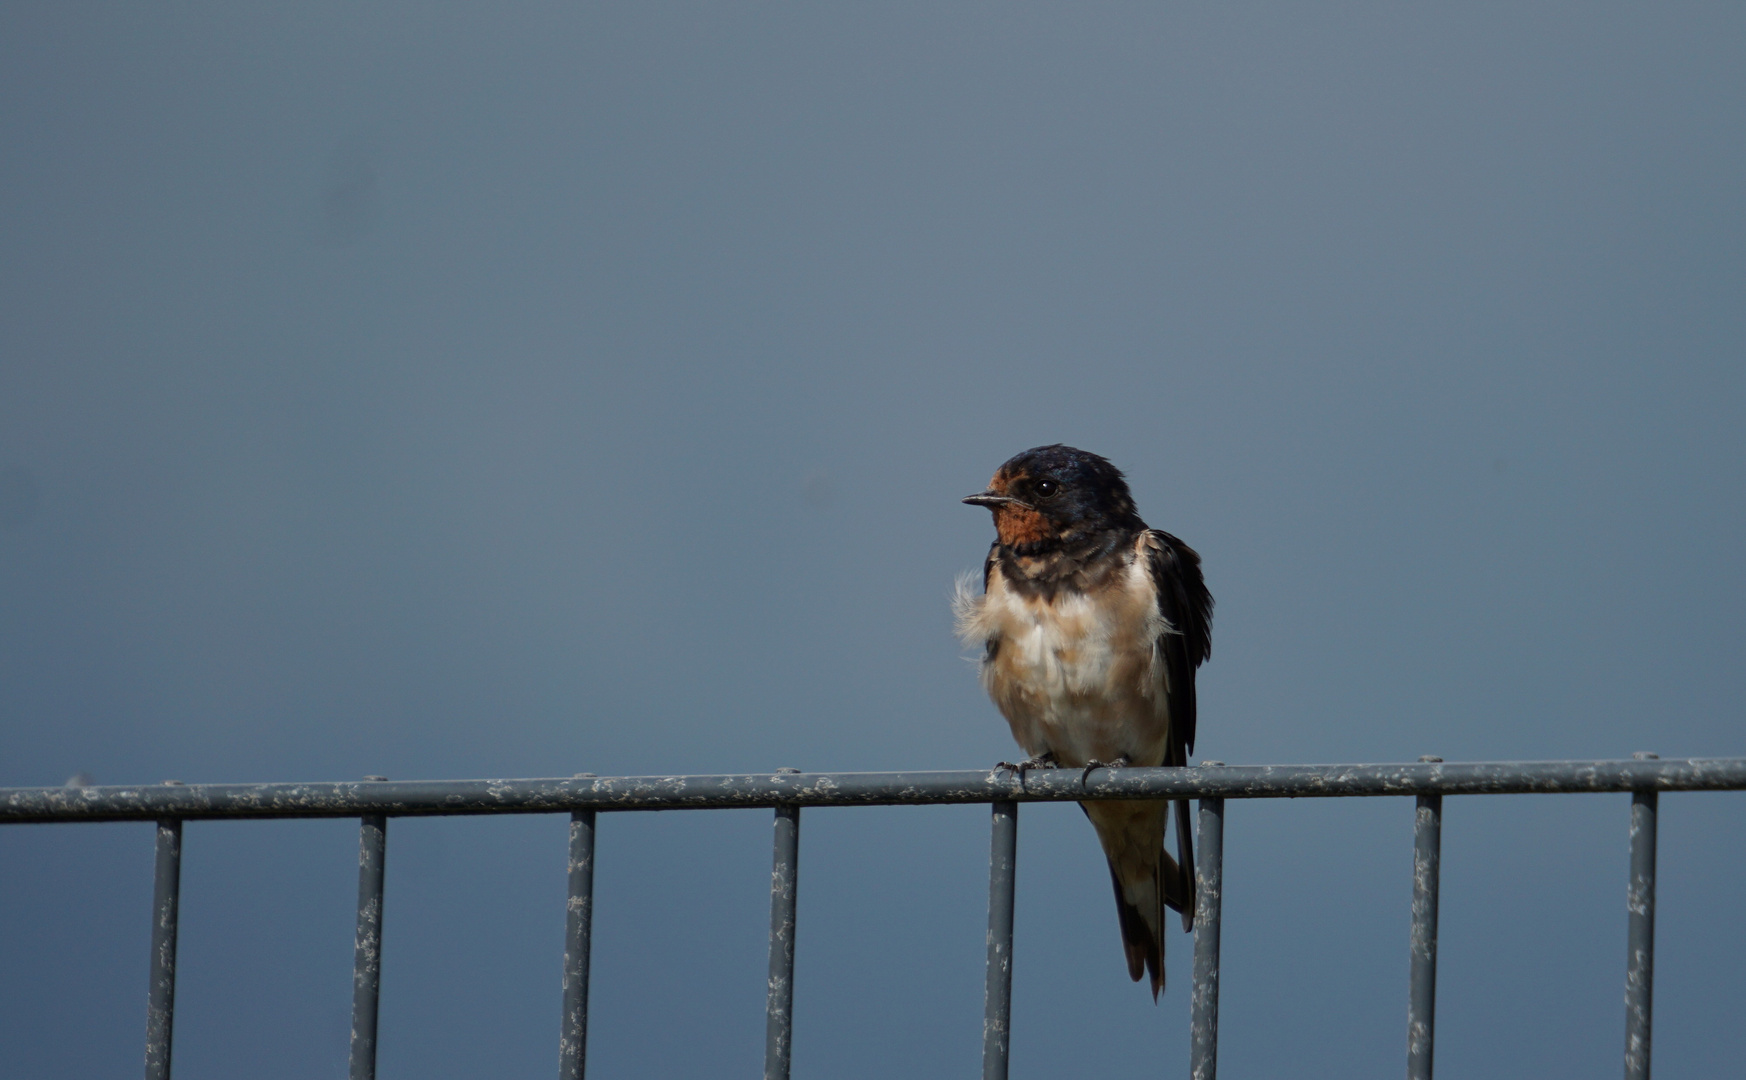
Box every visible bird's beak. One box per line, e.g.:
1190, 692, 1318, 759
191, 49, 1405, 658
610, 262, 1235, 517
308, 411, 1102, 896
962, 491, 1017, 508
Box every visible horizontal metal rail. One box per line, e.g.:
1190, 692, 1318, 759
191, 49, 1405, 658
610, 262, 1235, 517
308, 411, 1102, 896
5, 757, 1744, 822
3, 756, 1740, 1080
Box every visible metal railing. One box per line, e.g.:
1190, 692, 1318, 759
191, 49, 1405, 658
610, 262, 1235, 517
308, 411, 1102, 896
5, 754, 1745, 1080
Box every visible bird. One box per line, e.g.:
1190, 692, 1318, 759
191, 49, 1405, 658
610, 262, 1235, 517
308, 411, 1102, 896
954, 444, 1212, 998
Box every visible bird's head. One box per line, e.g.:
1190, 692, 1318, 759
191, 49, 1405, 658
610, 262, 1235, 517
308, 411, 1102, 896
962, 444, 1143, 549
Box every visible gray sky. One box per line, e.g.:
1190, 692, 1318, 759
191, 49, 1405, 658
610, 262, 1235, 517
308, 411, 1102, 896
2, 3, 1742, 1077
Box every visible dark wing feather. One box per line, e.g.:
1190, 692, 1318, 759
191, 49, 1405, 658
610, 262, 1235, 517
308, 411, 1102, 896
1146, 530, 1212, 755
1147, 529, 1212, 931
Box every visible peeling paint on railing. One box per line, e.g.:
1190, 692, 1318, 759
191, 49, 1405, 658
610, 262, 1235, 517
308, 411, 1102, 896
4, 758, 1744, 823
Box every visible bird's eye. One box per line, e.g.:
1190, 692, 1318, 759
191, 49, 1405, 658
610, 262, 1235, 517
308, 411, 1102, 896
1034, 479, 1061, 500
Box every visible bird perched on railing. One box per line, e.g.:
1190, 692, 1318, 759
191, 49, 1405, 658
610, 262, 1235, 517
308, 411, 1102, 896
955, 444, 1212, 999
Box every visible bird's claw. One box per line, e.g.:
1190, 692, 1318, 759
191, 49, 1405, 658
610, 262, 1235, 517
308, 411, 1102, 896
1079, 756, 1134, 785
994, 754, 1059, 787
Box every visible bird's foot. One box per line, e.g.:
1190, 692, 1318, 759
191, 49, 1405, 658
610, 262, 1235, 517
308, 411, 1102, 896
1080, 755, 1134, 785
994, 753, 1059, 786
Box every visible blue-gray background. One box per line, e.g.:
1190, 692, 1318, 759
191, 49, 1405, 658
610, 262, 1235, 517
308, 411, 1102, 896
2, 3, 1742, 1077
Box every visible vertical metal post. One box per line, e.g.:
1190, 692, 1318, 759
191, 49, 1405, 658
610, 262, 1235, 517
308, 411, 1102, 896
1408, 775, 1443, 1080
764, 802, 801, 1080
350, 812, 388, 1080
144, 817, 183, 1080
982, 800, 1019, 1080
559, 808, 597, 1080
1625, 752, 1658, 1080
1190, 788, 1225, 1080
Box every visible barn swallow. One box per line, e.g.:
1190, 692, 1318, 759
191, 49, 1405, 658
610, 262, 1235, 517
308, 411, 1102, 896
955, 444, 1212, 998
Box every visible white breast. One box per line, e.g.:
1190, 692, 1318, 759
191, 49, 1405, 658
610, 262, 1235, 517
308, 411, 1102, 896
954, 546, 1172, 766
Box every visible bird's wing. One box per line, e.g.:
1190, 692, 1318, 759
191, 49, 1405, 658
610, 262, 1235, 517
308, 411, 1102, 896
1145, 530, 1212, 757
1146, 529, 1213, 931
